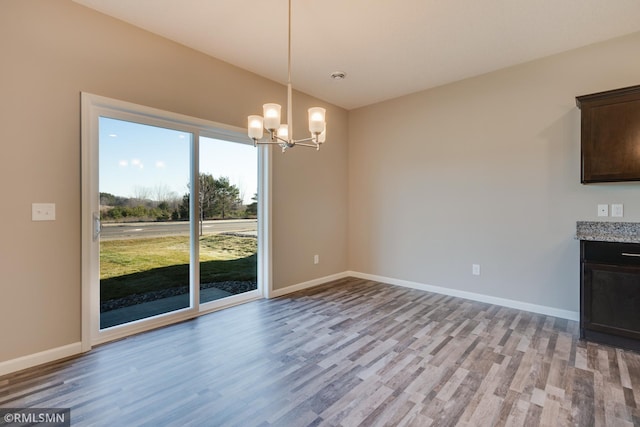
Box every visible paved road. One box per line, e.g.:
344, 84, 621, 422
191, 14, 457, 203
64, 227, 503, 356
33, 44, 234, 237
100, 219, 257, 240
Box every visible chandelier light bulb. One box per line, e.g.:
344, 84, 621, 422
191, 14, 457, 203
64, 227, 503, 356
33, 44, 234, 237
248, 115, 264, 140
277, 124, 289, 140
308, 107, 326, 134
263, 103, 281, 131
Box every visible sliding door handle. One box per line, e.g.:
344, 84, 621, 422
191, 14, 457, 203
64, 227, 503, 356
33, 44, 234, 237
93, 212, 101, 241
621, 252, 640, 257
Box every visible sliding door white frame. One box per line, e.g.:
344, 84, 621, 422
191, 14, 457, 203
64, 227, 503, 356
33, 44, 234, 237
81, 93, 271, 350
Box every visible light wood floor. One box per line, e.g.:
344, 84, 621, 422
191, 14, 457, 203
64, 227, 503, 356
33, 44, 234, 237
2, 277, 640, 426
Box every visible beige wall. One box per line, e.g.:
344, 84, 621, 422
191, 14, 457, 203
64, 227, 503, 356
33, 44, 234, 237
0, 0, 347, 363
348, 31, 640, 313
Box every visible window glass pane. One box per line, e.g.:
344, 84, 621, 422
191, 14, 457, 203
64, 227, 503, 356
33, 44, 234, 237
198, 137, 258, 304
99, 117, 192, 329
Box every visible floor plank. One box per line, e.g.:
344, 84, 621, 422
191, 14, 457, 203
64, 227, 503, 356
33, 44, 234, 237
2, 277, 640, 426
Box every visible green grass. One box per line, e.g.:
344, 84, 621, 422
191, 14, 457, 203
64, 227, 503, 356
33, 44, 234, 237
100, 234, 257, 301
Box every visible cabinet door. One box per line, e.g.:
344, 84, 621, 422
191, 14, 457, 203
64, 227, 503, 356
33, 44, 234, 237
582, 101, 640, 183
577, 84, 640, 183
582, 262, 640, 339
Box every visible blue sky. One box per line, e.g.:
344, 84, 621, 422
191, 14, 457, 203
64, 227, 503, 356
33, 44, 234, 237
99, 117, 257, 204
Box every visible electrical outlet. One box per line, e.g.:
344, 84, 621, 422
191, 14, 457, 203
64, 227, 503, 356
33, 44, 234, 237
611, 204, 624, 217
314, 254, 319, 265
597, 204, 608, 217
32, 203, 56, 221
472, 264, 480, 276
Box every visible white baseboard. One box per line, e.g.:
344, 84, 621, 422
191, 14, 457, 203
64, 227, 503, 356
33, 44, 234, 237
0, 342, 83, 378
270, 271, 350, 298
347, 271, 580, 321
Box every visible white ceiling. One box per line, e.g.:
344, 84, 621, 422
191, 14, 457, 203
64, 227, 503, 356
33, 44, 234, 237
74, 0, 640, 110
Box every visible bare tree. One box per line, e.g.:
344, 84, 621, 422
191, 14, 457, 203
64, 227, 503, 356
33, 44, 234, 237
131, 186, 152, 206
153, 184, 177, 204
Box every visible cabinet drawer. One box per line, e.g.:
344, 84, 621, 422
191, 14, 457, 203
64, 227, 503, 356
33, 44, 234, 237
581, 240, 640, 266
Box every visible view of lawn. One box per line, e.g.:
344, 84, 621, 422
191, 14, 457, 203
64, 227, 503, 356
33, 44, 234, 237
100, 234, 257, 302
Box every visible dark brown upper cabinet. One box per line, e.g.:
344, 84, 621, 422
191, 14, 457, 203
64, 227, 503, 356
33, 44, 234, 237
577, 85, 640, 184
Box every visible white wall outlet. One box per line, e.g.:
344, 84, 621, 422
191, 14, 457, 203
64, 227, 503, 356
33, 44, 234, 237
472, 264, 480, 276
314, 254, 319, 265
611, 204, 624, 218
597, 204, 608, 217
32, 203, 56, 221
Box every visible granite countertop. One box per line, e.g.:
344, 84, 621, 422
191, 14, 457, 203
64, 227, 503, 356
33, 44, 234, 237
576, 221, 640, 243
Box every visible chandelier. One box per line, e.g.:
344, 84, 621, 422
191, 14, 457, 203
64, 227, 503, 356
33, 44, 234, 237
247, 0, 326, 152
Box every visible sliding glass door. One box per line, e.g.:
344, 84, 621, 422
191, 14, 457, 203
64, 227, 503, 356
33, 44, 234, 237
198, 136, 258, 304
98, 117, 193, 329
81, 93, 267, 347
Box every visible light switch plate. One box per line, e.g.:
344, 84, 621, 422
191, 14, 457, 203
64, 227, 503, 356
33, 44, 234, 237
472, 264, 480, 276
597, 204, 608, 217
612, 204, 624, 217
32, 203, 56, 221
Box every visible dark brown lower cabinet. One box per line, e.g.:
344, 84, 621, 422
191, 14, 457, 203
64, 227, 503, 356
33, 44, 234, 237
581, 240, 640, 351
